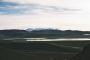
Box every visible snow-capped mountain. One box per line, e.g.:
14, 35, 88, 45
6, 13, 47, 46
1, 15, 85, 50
26, 28, 57, 32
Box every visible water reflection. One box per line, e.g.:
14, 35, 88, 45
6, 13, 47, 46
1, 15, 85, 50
3, 38, 90, 42
26, 38, 90, 41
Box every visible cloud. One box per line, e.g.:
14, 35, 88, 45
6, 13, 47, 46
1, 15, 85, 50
0, 1, 80, 15
0, 1, 28, 14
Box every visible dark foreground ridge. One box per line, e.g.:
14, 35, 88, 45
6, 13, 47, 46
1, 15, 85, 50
70, 44, 90, 60
0, 42, 80, 60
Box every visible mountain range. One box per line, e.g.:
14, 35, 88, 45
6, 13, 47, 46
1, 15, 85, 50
0, 28, 90, 39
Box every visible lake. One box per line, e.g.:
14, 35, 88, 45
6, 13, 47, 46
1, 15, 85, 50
3, 38, 90, 42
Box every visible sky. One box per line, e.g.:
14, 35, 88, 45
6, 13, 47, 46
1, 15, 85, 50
0, 0, 90, 31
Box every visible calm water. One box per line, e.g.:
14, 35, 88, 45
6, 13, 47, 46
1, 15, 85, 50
4, 38, 90, 42
26, 38, 90, 41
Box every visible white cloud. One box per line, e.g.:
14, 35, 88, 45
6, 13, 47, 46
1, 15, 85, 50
5, 0, 90, 13
0, 1, 80, 15
0, 0, 90, 31
5, 0, 62, 4
3, 0, 31, 3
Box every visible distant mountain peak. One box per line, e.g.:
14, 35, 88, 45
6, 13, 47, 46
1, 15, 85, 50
26, 28, 58, 32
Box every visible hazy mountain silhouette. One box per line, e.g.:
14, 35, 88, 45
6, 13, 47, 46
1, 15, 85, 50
0, 28, 90, 38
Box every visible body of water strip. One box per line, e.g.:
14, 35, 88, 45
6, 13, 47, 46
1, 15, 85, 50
26, 38, 90, 41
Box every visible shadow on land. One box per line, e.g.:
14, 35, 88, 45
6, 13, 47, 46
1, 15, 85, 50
0, 41, 90, 60
0, 42, 80, 60
70, 44, 90, 60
